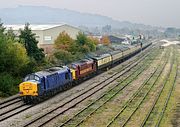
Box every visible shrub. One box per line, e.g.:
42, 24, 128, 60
0, 73, 20, 97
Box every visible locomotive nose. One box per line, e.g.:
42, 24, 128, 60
19, 82, 38, 96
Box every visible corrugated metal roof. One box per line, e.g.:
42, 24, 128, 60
5, 24, 66, 31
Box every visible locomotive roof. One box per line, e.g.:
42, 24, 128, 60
72, 58, 93, 66
112, 45, 130, 51
34, 66, 69, 77
110, 50, 122, 55
91, 53, 111, 60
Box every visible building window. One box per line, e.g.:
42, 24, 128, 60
44, 36, 52, 41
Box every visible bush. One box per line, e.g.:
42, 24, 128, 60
54, 50, 76, 64
0, 73, 20, 97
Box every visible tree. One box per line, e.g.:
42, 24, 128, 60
6, 42, 30, 75
86, 37, 97, 52
0, 19, 5, 34
54, 50, 75, 65
6, 28, 16, 41
87, 36, 99, 45
0, 21, 31, 96
19, 23, 45, 62
53, 32, 97, 64
76, 32, 87, 46
101, 36, 110, 46
0, 20, 5, 45
54, 31, 74, 52
76, 32, 97, 53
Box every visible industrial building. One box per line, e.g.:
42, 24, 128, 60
5, 24, 81, 54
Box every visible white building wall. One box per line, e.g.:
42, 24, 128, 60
43, 25, 80, 44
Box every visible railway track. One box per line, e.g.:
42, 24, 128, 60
0, 97, 21, 110
104, 47, 175, 127
140, 48, 178, 127
0, 105, 33, 122
0, 44, 153, 125
0, 95, 32, 122
105, 52, 170, 127
59, 46, 169, 127
0, 95, 20, 106
119, 53, 171, 127
22, 46, 161, 127
0, 95, 35, 122
155, 61, 177, 127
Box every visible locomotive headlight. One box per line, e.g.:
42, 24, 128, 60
19, 91, 23, 94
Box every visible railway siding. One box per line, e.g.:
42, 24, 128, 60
159, 46, 180, 127
140, 46, 177, 127
123, 47, 174, 127
103, 47, 171, 127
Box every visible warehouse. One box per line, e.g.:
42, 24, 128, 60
5, 24, 81, 54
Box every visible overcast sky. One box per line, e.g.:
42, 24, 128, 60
0, 0, 179, 28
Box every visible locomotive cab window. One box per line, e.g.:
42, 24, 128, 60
24, 75, 40, 81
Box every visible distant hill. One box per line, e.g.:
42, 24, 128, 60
0, 5, 157, 30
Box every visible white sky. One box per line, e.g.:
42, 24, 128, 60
0, 0, 180, 28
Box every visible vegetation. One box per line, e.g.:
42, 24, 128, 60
0, 22, 47, 97
101, 35, 110, 46
19, 23, 45, 63
54, 32, 97, 64
0, 22, 31, 96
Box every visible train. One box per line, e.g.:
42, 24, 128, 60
19, 42, 152, 103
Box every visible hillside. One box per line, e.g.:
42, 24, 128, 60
0, 5, 156, 30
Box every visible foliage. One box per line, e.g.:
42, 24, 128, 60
0, 73, 20, 97
54, 32, 97, 64
54, 50, 75, 65
76, 32, 96, 53
0, 42, 30, 75
19, 23, 45, 62
0, 22, 33, 96
86, 37, 98, 52
101, 36, 110, 46
87, 36, 99, 45
6, 28, 16, 41
76, 32, 87, 46
55, 31, 74, 52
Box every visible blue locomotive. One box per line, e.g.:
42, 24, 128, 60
19, 66, 72, 102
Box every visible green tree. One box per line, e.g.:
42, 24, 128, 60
0, 73, 20, 96
54, 50, 75, 64
6, 28, 16, 41
0, 22, 30, 96
76, 32, 96, 53
86, 37, 97, 52
76, 32, 87, 46
0, 20, 5, 46
6, 42, 30, 75
19, 23, 45, 62
0, 19, 5, 34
